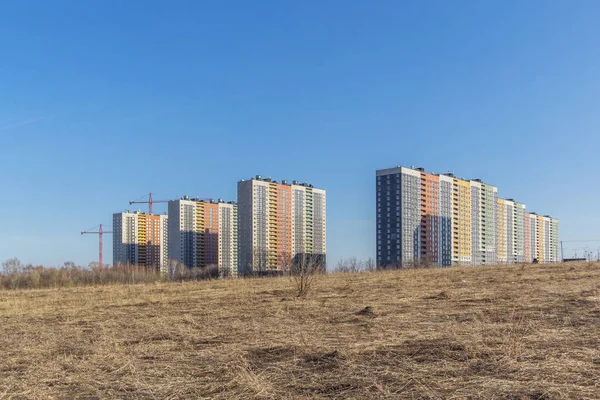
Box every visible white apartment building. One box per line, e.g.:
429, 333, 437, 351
168, 197, 238, 277
113, 211, 168, 273
238, 176, 326, 275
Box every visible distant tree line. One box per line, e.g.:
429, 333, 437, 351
0, 258, 223, 290
2, 254, 439, 292
334, 257, 377, 273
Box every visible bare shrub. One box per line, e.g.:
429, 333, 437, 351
173, 265, 219, 281
0, 259, 165, 290
252, 248, 274, 276
363, 258, 376, 272
335, 257, 360, 273
168, 259, 187, 279
290, 253, 325, 297
334, 257, 377, 273
334, 258, 350, 273
2, 258, 23, 275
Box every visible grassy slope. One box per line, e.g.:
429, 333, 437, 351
0, 263, 599, 399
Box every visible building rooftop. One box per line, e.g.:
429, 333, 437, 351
376, 165, 502, 187
241, 175, 319, 189
177, 196, 236, 204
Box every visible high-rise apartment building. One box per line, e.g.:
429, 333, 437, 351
168, 197, 238, 277
467, 180, 498, 265
376, 167, 454, 267
508, 200, 526, 263
452, 175, 472, 265
437, 174, 454, 267
497, 199, 526, 263
113, 211, 169, 273
524, 214, 560, 263
524, 212, 537, 263
376, 167, 420, 267
238, 176, 326, 275
536, 214, 548, 262
550, 218, 560, 262
377, 165, 558, 268
497, 198, 508, 263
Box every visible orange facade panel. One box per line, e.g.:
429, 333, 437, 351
201, 203, 220, 267
420, 172, 440, 264
275, 184, 293, 265
138, 214, 162, 269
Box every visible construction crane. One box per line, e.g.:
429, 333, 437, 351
129, 193, 215, 214
129, 192, 170, 215
81, 224, 113, 267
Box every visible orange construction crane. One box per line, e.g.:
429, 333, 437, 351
81, 224, 113, 267
129, 192, 170, 215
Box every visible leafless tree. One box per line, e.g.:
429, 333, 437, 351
2, 258, 22, 275
168, 259, 187, 279
291, 253, 324, 297
335, 257, 374, 273
334, 258, 349, 273
218, 263, 231, 279
420, 255, 432, 268
204, 264, 219, 279
246, 247, 271, 276
278, 251, 294, 276
63, 261, 76, 269
88, 261, 101, 270
347, 257, 360, 273
183, 265, 218, 280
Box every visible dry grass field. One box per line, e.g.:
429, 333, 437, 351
1, 262, 599, 399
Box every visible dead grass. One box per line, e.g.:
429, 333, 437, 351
0, 262, 599, 399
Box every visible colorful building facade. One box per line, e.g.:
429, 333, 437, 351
238, 176, 326, 275
453, 176, 472, 265
167, 197, 238, 277
113, 211, 169, 272
497, 198, 508, 263
376, 165, 559, 267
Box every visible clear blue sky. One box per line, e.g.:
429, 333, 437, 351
2, 1, 599, 266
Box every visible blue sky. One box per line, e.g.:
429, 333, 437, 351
1, 1, 599, 266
